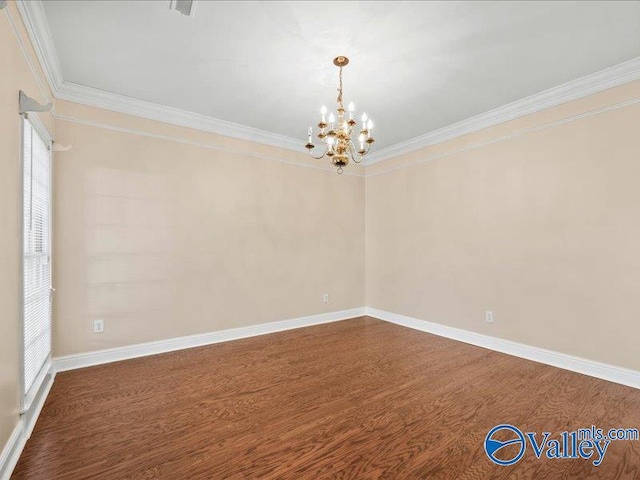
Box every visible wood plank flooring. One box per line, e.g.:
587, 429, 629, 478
12, 317, 640, 479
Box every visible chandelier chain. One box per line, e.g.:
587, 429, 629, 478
337, 66, 344, 110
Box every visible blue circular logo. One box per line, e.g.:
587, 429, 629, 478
484, 424, 526, 466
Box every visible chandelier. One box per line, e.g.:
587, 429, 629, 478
305, 56, 375, 174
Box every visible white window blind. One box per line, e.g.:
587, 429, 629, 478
22, 117, 52, 399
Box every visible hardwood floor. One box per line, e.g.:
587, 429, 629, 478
12, 317, 640, 479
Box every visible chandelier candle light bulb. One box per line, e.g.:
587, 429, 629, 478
304, 56, 376, 174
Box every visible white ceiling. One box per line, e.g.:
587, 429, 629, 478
42, 1, 640, 150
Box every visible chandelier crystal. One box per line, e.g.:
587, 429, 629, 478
305, 56, 375, 174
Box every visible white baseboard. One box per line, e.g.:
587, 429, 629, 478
54, 307, 366, 372
0, 421, 24, 480
366, 307, 640, 390
0, 364, 55, 480
23, 369, 55, 439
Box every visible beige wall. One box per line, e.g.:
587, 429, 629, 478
52, 101, 365, 356
366, 80, 640, 371
0, 1, 54, 460
21, 44, 640, 372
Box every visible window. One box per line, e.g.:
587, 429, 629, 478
22, 116, 52, 406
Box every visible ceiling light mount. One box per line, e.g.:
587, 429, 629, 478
305, 56, 376, 174
333, 56, 349, 67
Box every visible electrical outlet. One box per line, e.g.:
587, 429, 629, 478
485, 311, 494, 323
93, 319, 105, 333
323, 293, 329, 303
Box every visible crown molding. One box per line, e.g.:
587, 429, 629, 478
55, 81, 304, 152
15, 0, 640, 164
365, 56, 640, 165
14, 0, 303, 153
3, 3, 50, 102
365, 95, 640, 178
15, 0, 63, 94
54, 113, 365, 177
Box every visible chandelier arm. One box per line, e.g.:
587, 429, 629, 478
307, 145, 328, 160
358, 143, 370, 161
352, 139, 371, 160
347, 141, 363, 164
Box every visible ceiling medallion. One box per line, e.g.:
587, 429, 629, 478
305, 56, 376, 174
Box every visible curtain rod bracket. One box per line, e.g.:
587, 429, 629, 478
19, 90, 52, 115
52, 142, 72, 152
